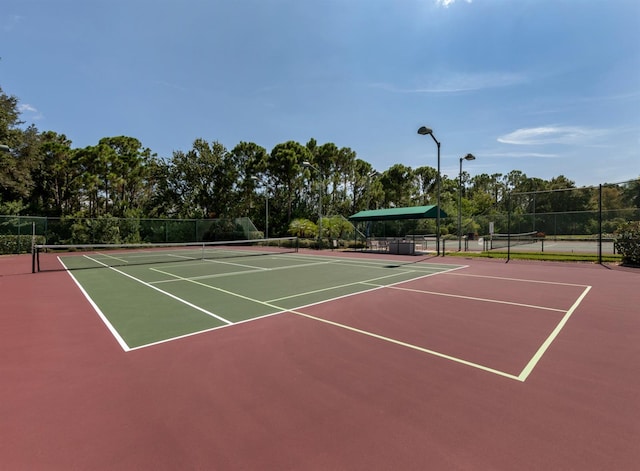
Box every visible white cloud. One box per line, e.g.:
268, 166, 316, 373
436, 0, 473, 7
497, 126, 606, 145
18, 103, 44, 120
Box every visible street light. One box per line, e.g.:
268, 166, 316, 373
458, 153, 476, 251
417, 126, 441, 255
251, 176, 269, 239
0, 144, 10, 153
303, 161, 323, 249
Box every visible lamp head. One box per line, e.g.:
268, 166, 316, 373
417, 126, 433, 136
463, 153, 476, 161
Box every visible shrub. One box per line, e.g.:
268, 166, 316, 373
614, 221, 640, 266
0, 235, 45, 254
288, 218, 317, 239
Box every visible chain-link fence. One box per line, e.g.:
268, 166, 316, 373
0, 216, 261, 254
466, 179, 640, 262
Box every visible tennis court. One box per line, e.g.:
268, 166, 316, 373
50, 242, 469, 351
35, 240, 587, 381
2, 246, 639, 470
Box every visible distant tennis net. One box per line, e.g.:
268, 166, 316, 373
486, 231, 541, 250
33, 237, 298, 272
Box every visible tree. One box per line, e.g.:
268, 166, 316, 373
351, 158, 379, 213
413, 166, 437, 206
0, 88, 34, 208
73, 145, 102, 217
97, 136, 153, 217
143, 156, 178, 218
0, 85, 22, 146
166, 139, 232, 218
30, 131, 78, 216
381, 164, 416, 207
231, 141, 269, 219
269, 141, 312, 227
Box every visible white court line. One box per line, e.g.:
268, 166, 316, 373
126, 310, 287, 352
370, 284, 567, 313
151, 262, 464, 306
202, 257, 271, 271
282, 253, 456, 271
288, 309, 521, 381
146, 264, 530, 380
149, 258, 343, 284
517, 285, 591, 381
148, 253, 449, 286
82, 255, 233, 328
147, 261, 520, 380
59, 257, 131, 352
73, 255, 586, 382
444, 271, 590, 288
86, 262, 466, 353
89, 252, 129, 264
151, 267, 270, 283
267, 270, 417, 303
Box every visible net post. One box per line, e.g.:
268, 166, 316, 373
32, 245, 39, 273
31, 222, 36, 273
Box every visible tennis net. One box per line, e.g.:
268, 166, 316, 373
487, 231, 541, 250
33, 237, 298, 272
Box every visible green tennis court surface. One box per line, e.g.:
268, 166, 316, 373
61, 251, 464, 350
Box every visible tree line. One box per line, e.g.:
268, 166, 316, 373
1, 85, 638, 240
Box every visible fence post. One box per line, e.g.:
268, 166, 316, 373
598, 184, 602, 264
506, 192, 511, 263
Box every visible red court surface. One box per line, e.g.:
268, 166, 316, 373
1, 252, 639, 470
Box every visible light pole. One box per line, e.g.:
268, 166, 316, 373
251, 176, 270, 239
458, 153, 476, 251
367, 170, 378, 210
417, 126, 441, 255
303, 161, 322, 249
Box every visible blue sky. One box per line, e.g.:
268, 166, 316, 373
2, 0, 639, 187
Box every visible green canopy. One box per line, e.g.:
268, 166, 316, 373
348, 205, 448, 222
